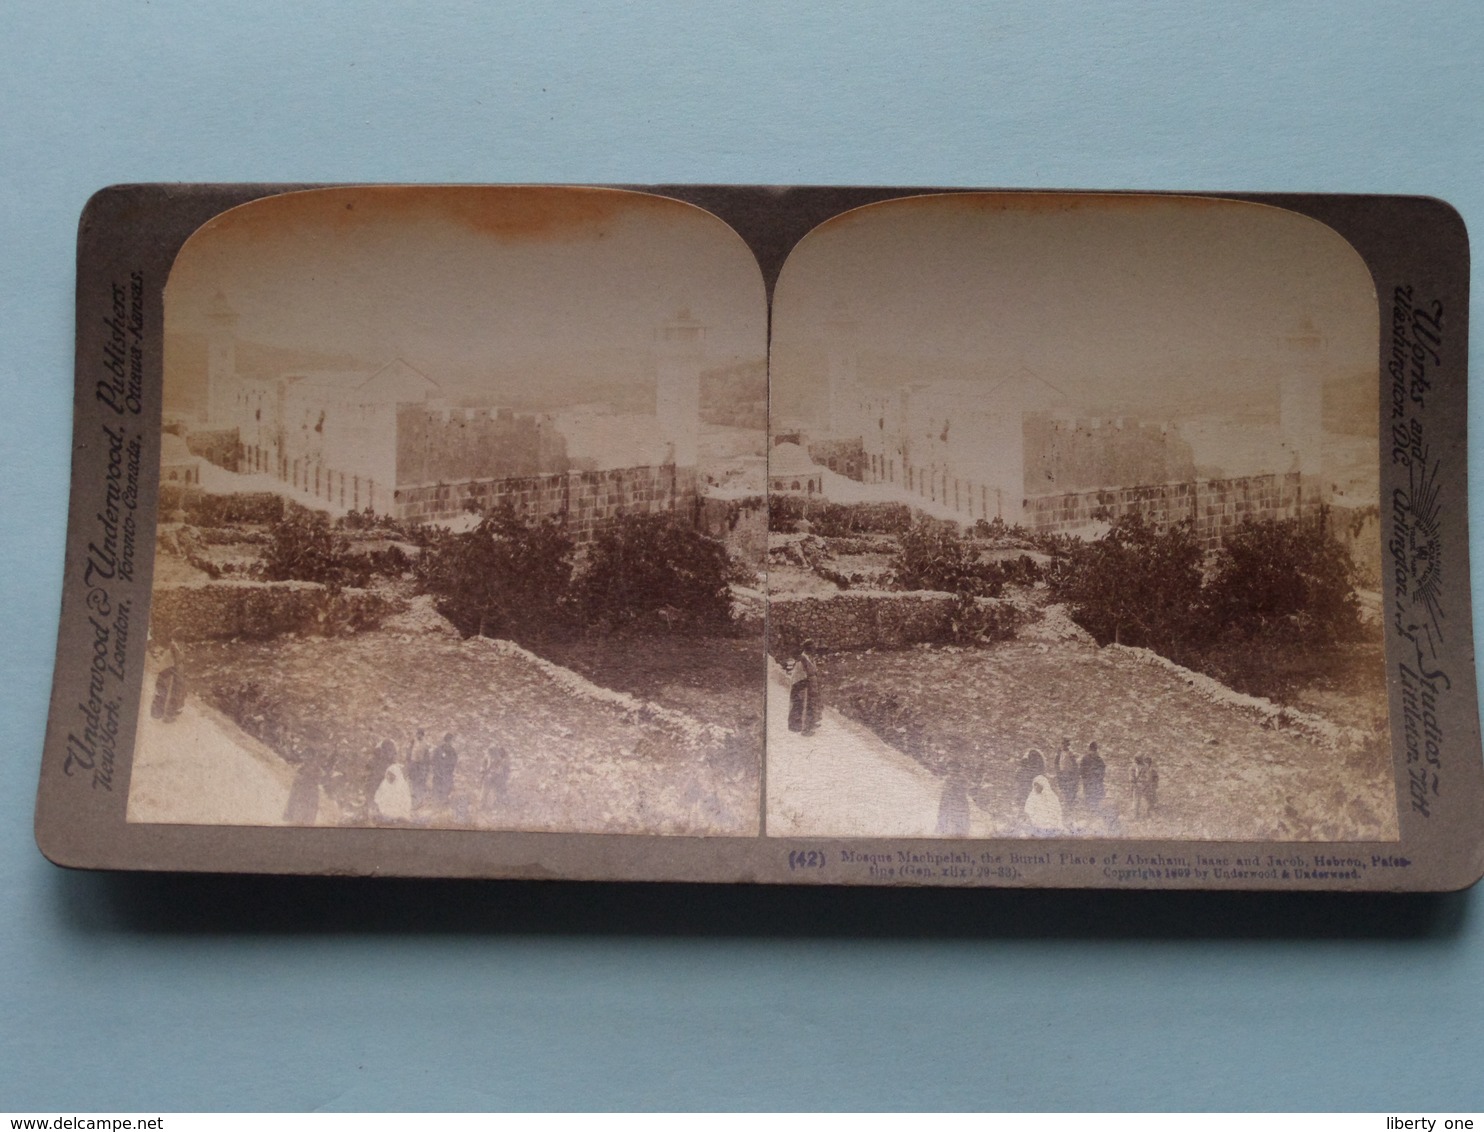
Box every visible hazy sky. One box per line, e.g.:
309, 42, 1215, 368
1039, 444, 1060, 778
770, 193, 1379, 424
166, 185, 768, 406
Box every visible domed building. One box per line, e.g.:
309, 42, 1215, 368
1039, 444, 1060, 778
160, 433, 202, 486
768, 441, 823, 495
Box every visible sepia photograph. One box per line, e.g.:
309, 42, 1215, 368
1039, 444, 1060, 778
37, 182, 1481, 888
765, 193, 1396, 842
127, 185, 770, 836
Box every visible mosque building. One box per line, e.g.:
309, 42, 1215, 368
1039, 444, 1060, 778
190, 295, 708, 530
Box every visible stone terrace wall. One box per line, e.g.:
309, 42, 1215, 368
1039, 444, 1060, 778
768, 591, 1021, 654
1024, 471, 1312, 547
151, 581, 395, 643
768, 591, 956, 654
394, 464, 698, 539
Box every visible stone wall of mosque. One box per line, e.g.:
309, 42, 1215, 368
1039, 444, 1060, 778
1024, 412, 1197, 495
394, 463, 699, 537
395, 403, 568, 487
1023, 470, 1313, 547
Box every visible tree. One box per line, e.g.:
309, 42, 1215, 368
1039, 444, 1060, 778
418, 503, 575, 640
1204, 510, 1361, 644
1049, 512, 1205, 653
573, 512, 742, 631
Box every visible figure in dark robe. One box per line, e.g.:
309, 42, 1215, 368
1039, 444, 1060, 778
150, 644, 187, 723
1053, 738, 1080, 810
364, 739, 399, 817
936, 772, 972, 836
407, 728, 430, 810
1080, 741, 1106, 808
786, 640, 821, 736
283, 761, 322, 825
479, 745, 510, 813
431, 732, 459, 808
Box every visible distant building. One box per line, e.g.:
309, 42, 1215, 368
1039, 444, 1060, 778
854, 372, 1069, 525
806, 436, 866, 481
768, 441, 823, 495
202, 290, 238, 429
194, 297, 708, 528
821, 316, 1324, 531
160, 433, 201, 486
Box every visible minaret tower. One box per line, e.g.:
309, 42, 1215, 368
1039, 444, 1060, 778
1279, 315, 1325, 487
655, 309, 705, 468
204, 289, 239, 427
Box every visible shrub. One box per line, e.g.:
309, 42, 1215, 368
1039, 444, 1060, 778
767, 496, 914, 536
970, 516, 1035, 545
823, 535, 898, 555
574, 512, 743, 631
159, 486, 287, 526
417, 503, 575, 640
987, 553, 1044, 588
342, 543, 412, 581
1048, 512, 1205, 653
1204, 510, 1362, 645
1044, 508, 1368, 703
259, 509, 365, 590
889, 520, 1004, 597
337, 506, 384, 532
336, 507, 433, 546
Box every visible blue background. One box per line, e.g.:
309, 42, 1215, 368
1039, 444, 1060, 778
3, 1, 1482, 1111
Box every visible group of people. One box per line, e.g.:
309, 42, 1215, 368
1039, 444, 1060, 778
328, 730, 507, 825
364, 730, 515, 825
777, 643, 1165, 836
1015, 740, 1161, 831
1017, 739, 1120, 832
279, 728, 515, 827
933, 737, 1164, 836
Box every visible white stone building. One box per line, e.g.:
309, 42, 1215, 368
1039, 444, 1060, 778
195, 296, 710, 520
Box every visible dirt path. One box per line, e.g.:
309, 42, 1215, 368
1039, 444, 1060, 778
765, 661, 994, 837
128, 655, 298, 825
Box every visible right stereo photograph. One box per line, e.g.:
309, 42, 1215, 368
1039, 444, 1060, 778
763, 193, 1393, 844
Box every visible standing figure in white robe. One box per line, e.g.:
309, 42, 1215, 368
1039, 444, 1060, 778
1023, 774, 1063, 833
374, 764, 413, 823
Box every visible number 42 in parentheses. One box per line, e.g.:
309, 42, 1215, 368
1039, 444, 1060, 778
788, 849, 827, 871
